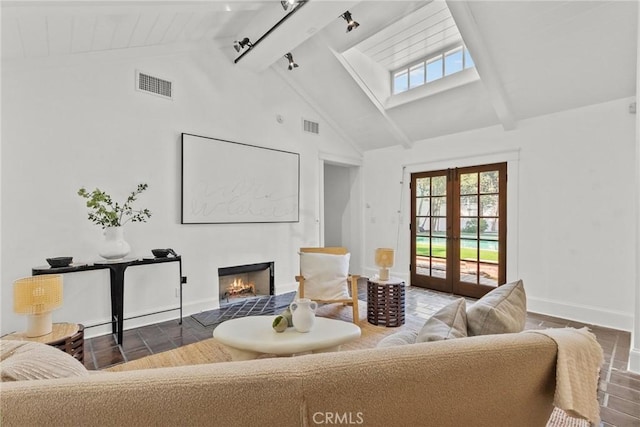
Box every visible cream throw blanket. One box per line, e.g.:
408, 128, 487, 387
527, 327, 604, 424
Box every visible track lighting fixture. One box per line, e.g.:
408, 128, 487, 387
285, 53, 298, 70
341, 11, 359, 33
281, 0, 296, 11
233, 37, 253, 53
233, 1, 308, 64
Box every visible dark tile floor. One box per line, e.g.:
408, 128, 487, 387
83, 283, 640, 427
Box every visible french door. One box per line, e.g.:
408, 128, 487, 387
410, 163, 507, 299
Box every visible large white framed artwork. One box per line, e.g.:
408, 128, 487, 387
181, 133, 300, 224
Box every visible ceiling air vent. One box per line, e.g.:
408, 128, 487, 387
302, 118, 319, 135
136, 70, 172, 100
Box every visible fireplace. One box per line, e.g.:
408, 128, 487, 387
218, 262, 274, 305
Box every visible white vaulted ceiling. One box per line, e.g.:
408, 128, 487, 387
2, 1, 637, 153
1, 2, 261, 59
355, 1, 461, 71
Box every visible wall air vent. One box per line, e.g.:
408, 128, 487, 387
136, 70, 172, 100
302, 118, 319, 135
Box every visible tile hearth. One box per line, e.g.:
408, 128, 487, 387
191, 293, 296, 328
83, 282, 639, 427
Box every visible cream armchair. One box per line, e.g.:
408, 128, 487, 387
295, 247, 360, 324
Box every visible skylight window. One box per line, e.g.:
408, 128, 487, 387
444, 47, 463, 76
409, 64, 425, 89
392, 45, 474, 95
426, 57, 443, 82
393, 71, 409, 93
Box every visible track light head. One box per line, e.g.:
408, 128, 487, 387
341, 11, 359, 33
233, 37, 253, 52
284, 53, 299, 70
281, 0, 295, 11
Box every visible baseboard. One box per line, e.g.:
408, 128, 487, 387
527, 296, 633, 332
83, 299, 218, 339
629, 348, 640, 374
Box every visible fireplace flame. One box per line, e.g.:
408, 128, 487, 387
226, 278, 255, 297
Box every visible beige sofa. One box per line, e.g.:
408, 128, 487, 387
2, 332, 564, 427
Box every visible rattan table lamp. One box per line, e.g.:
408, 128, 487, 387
374, 248, 395, 281
13, 274, 63, 337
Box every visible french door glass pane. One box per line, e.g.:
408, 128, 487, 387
479, 263, 498, 287
416, 178, 430, 196
460, 195, 478, 216
431, 197, 447, 216
460, 260, 477, 283
479, 240, 498, 263
416, 256, 430, 275
480, 171, 499, 193
461, 218, 483, 237
432, 237, 447, 258
480, 195, 498, 216
432, 257, 446, 279
460, 173, 478, 195
417, 216, 430, 232
460, 239, 478, 261
417, 198, 431, 216
432, 218, 446, 237
431, 176, 446, 196
416, 235, 429, 256
480, 218, 498, 239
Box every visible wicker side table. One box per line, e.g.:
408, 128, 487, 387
367, 277, 405, 327
3, 323, 84, 363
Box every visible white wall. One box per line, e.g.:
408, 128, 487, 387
0, 44, 360, 337
363, 97, 637, 331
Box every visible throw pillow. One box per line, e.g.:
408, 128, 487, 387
1, 340, 89, 382
298, 252, 350, 300
416, 298, 468, 343
466, 279, 527, 336
376, 330, 419, 348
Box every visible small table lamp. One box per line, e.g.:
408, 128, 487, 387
13, 275, 63, 337
375, 248, 395, 281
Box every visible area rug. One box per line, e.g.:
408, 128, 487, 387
106, 303, 590, 427
107, 302, 421, 372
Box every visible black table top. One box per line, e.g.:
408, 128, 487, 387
32, 255, 181, 275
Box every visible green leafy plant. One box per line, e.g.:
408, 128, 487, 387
77, 183, 152, 228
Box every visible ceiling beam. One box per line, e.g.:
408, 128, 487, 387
329, 47, 414, 149
233, 1, 359, 73
447, 1, 517, 131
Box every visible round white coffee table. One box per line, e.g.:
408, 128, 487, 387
213, 315, 361, 361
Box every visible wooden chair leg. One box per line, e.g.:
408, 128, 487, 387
296, 276, 305, 298
351, 298, 359, 325
349, 276, 359, 325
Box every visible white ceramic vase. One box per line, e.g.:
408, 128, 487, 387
98, 226, 131, 260
290, 298, 318, 333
